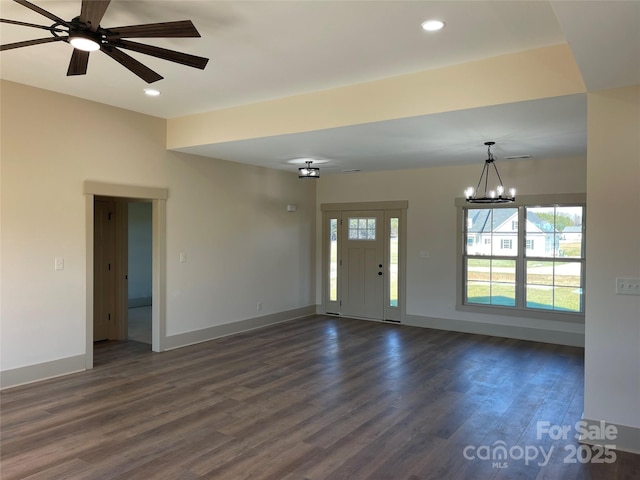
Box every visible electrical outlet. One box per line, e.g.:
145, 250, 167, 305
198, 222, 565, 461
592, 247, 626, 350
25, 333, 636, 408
616, 278, 640, 295
257, 301, 262, 312
179, 252, 186, 263
55, 257, 64, 271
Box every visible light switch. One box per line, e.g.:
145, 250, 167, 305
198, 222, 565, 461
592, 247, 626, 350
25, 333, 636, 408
55, 257, 64, 271
616, 278, 640, 295
179, 252, 187, 263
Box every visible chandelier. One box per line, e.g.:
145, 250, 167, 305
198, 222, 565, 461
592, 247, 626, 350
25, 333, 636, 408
299, 160, 320, 179
465, 141, 515, 203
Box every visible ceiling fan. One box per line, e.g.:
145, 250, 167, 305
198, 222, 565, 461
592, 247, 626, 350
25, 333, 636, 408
0, 0, 209, 83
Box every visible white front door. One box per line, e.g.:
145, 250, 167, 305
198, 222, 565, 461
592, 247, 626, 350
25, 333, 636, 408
340, 211, 384, 319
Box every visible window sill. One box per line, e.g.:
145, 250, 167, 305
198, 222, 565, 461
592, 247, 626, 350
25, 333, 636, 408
456, 303, 585, 323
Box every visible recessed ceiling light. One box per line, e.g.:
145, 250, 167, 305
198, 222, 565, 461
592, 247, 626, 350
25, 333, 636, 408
421, 19, 445, 32
144, 88, 161, 97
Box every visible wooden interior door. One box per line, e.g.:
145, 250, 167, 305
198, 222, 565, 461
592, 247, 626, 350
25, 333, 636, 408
94, 198, 115, 341
340, 210, 384, 319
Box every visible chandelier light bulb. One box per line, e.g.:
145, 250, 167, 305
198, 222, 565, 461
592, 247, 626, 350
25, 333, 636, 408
509, 188, 516, 197
497, 185, 504, 196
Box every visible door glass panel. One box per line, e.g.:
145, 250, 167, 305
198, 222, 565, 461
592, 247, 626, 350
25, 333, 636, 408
329, 218, 338, 301
348, 217, 376, 240
389, 217, 399, 307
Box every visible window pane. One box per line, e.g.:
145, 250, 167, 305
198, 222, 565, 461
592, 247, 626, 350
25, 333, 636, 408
467, 258, 490, 282
466, 258, 515, 306
555, 262, 581, 287
526, 207, 557, 257
466, 209, 492, 255
492, 259, 515, 283
329, 219, 338, 301
491, 282, 515, 306
467, 281, 490, 304
527, 261, 554, 286
526, 285, 554, 310
554, 286, 582, 312
491, 208, 518, 257
349, 217, 376, 241
558, 206, 584, 258
389, 218, 399, 307
526, 260, 583, 312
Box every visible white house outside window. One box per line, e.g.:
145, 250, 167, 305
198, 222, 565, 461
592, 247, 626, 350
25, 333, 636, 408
461, 201, 585, 317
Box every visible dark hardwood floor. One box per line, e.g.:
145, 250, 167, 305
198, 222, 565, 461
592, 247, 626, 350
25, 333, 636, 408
1, 316, 638, 479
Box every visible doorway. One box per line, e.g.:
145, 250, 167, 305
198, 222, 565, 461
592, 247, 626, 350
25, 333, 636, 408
322, 201, 407, 322
84, 181, 168, 370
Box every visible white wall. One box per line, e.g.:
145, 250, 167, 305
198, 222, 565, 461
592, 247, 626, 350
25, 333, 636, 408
316, 156, 587, 339
0, 80, 316, 374
584, 85, 640, 435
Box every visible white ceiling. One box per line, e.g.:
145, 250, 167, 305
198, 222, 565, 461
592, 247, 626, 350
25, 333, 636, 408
1, 1, 638, 173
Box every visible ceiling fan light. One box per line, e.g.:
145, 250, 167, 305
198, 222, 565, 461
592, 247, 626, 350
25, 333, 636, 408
69, 32, 100, 52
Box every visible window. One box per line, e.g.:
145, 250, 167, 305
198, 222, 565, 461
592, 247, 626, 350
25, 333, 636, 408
329, 218, 338, 302
389, 217, 399, 307
348, 217, 376, 240
461, 200, 585, 318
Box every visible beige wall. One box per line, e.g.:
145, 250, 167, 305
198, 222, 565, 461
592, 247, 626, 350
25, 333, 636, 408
584, 85, 640, 432
0, 80, 315, 372
168, 45, 584, 149
316, 156, 587, 337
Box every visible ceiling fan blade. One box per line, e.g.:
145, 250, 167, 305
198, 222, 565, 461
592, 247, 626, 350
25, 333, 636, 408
67, 49, 90, 76
101, 46, 163, 83
1, 18, 66, 32
116, 40, 209, 70
106, 20, 200, 39
1, 36, 66, 51
80, 0, 111, 32
13, 0, 69, 27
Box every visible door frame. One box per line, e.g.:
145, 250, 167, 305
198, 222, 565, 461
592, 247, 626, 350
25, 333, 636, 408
84, 181, 168, 369
321, 201, 408, 322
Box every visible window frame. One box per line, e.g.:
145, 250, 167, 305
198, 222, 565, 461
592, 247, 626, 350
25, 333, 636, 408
455, 193, 586, 323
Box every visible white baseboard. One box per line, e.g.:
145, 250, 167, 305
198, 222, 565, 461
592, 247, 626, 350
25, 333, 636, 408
163, 305, 316, 350
1, 306, 315, 389
579, 417, 640, 454
403, 314, 584, 347
0, 354, 86, 390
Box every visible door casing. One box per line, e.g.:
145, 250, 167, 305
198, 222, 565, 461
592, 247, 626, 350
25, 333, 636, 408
84, 181, 168, 369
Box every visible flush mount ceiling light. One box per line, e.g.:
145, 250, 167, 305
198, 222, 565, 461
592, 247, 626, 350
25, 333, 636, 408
299, 160, 320, 179
465, 142, 516, 204
421, 19, 445, 31
144, 88, 161, 96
